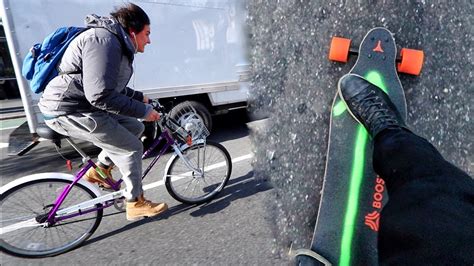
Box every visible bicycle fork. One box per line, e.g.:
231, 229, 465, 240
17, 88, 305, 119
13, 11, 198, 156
172, 141, 207, 176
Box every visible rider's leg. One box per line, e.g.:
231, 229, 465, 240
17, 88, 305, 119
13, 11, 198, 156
373, 128, 474, 264
97, 114, 145, 167
85, 114, 146, 187
107, 115, 168, 220
338, 73, 474, 264
47, 112, 168, 220
46, 112, 144, 199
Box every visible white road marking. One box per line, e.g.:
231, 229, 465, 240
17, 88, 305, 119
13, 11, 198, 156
0, 126, 19, 131
143, 153, 253, 191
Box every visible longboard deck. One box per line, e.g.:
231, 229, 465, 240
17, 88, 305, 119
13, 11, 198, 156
309, 28, 407, 265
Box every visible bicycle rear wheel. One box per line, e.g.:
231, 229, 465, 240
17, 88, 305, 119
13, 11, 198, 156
165, 141, 232, 204
0, 178, 103, 257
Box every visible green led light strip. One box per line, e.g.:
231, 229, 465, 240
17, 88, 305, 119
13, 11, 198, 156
366, 71, 388, 93
333, 101, 347, 116
339, 71, 387, 266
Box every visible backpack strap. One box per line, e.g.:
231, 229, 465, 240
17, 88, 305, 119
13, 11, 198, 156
56, 28, 91, 77
58, 70, 82, 75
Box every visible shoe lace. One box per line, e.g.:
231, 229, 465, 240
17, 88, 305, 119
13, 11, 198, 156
353, 90, 398, 131
137, 196, 155, 207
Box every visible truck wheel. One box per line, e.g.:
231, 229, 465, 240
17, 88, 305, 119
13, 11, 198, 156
141, 121, 160, 150
0, 81, 7, 100
169, 101, 212, 133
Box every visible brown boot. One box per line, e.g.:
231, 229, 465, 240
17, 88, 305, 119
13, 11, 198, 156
126, 195, 168, 221
84, 164, 116, 189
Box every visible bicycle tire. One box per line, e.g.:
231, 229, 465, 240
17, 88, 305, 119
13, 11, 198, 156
165, 141, 232, 204
0, 178, 103, 258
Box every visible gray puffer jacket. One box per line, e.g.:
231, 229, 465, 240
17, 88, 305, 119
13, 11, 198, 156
39, 14, 152, 119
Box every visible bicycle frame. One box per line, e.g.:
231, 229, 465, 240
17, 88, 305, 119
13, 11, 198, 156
46, 126, 191, 225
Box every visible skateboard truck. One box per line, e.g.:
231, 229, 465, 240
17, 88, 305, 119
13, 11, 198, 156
329, 36, 424, 75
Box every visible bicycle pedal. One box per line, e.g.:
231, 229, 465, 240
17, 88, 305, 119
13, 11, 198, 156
99, 186, 115, 192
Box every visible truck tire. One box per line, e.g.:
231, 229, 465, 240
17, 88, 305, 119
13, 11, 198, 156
142, 121, 160, 150
169, 101, 212, 132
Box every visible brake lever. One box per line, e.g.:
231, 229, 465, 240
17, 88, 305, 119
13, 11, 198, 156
150, 99, 166, 113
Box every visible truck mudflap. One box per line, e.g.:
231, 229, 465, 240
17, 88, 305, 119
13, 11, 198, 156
7, 121, 40, 156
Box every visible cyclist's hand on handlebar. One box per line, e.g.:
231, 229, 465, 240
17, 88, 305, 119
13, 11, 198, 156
144, 109, 161, 121
149, 99, 165, 112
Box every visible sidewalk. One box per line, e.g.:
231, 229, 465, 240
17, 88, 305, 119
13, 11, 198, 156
0, 98, 25, 120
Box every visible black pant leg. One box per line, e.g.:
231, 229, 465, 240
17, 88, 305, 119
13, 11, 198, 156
373, 129, 474, 265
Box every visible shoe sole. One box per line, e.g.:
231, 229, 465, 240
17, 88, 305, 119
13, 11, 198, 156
126, 206, 168, 221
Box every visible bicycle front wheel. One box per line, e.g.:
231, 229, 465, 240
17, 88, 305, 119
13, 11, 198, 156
165, 141, 232, 204
0, 178, 103, 258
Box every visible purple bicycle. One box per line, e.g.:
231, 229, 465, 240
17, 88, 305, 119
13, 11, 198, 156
0, 101, 232, 257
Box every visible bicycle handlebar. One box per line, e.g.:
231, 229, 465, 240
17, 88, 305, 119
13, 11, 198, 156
149, 99, 166, 113
149, 99, 192, 144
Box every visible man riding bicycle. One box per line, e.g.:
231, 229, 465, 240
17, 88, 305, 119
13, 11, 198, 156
39, 3, 168, 221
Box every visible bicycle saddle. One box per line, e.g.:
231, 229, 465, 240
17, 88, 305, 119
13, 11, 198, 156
36, 124, 67, 141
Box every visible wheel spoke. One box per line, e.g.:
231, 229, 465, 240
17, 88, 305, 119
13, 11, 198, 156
1, 179, 102, 257
166, 142, 231, 204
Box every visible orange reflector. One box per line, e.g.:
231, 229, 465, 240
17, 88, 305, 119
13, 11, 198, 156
186, 135, 193, 146
66, 160, 72, 171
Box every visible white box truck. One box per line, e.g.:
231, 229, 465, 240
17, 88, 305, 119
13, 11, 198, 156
1, 0, 249, 154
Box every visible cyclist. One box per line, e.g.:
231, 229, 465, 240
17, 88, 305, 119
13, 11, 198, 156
338, 74, 474, 264
39, 3, 168, 221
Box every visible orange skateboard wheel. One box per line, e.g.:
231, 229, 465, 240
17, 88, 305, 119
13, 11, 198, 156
329, 37, 351, 63
397, 48, 424, 75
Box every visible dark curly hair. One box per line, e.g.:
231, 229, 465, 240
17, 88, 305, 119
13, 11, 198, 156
110, 3, 150, 34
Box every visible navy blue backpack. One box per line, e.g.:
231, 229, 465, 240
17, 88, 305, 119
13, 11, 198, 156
22, 27, 88, 94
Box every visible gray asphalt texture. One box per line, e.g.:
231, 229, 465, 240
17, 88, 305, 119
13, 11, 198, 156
247, 0, 473, 258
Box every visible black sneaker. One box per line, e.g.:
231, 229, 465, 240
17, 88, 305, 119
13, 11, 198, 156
338, 74, 407, 138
